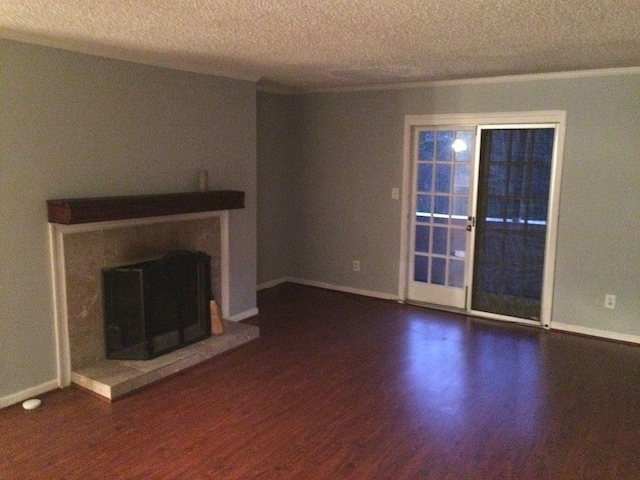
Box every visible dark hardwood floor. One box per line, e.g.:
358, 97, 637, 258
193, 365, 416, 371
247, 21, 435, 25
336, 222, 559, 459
2, 283, 640, 479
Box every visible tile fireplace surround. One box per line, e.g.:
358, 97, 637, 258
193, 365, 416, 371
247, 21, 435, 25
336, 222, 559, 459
47, 192, 259, 400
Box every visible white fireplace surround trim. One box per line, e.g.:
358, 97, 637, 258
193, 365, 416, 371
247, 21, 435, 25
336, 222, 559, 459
48, 210, 230, 388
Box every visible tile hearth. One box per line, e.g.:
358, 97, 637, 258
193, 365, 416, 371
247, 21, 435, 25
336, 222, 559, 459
72, 321, 259, 401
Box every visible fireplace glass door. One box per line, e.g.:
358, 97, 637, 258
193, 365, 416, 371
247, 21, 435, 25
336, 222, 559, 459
102, 250, 212, 360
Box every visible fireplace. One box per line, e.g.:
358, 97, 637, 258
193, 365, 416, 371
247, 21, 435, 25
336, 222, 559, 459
47, 191, 247, 391
103, 250, 212, 360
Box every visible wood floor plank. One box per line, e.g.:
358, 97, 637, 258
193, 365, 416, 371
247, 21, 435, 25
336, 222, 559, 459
2, 283, 640, 479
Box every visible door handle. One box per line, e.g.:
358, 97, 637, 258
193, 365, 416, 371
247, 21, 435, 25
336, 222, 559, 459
466, 216, 476, 231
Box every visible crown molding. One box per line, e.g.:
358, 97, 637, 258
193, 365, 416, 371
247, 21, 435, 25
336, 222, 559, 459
4, 31, 638, 94
256, 83, 305, 95
0, 29, 260, 83
288, 66, 640, 95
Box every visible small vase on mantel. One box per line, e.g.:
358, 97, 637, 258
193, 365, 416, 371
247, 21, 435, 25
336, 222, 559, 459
198, 170, 209, 192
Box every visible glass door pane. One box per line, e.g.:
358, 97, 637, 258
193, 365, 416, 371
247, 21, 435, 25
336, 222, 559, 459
407, 128, 474, 309
471, 128, 555, 320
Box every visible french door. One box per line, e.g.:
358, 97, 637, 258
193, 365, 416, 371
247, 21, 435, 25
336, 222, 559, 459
406, 127, 475, 309
403, 113, 565, 327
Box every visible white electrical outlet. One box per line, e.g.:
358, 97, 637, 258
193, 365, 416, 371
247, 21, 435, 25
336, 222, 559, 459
604, 294, 616, 309
391, 187, 400, 200
352, 260, 360, 272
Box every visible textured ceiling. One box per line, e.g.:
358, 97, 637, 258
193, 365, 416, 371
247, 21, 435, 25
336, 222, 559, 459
1, 0, 640, 91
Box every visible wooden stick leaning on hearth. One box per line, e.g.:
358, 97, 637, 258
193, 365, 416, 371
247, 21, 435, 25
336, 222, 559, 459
210, 300, 224, 335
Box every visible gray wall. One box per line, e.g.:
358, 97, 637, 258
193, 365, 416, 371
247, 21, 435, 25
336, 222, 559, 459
256, 92, 300, 285
258, 73, 640, 338
0, 39, 257, 399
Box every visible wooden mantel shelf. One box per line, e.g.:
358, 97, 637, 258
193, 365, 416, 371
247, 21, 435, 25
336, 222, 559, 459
47, 190, 245, 225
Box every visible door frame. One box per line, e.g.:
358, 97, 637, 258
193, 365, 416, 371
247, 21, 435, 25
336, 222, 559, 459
399, 111, 566, 329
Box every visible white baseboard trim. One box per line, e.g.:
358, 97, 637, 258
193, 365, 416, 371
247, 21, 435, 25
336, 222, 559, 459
257, 280, 640, 346
0, 379, 60, 409
257, 277, 292, 291
552, 322, 640, 345
227, 307, 259, 322
288, 277, 401, 301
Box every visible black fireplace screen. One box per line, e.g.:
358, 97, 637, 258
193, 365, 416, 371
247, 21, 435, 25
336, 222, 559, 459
102, 250, 212, 360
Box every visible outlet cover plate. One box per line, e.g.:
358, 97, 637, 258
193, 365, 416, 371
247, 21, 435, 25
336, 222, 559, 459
604, 294, 616, 309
